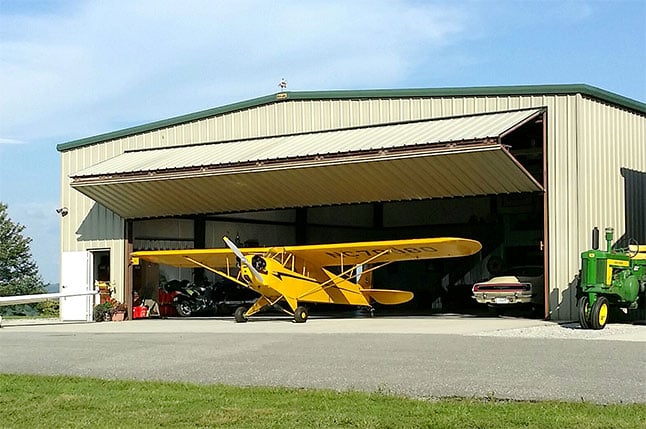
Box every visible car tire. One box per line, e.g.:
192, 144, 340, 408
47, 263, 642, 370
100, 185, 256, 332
590, 296, 609, 330
530, 304, 544, 319
488, 305, 504, 316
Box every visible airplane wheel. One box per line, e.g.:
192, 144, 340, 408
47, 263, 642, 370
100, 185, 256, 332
234, 306, 248, 323
294, 306, 308, 323
590, 296, 609, 330
577, 296, 591, 329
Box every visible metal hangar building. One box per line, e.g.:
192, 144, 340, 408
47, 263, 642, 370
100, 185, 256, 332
56, 84, 646, 321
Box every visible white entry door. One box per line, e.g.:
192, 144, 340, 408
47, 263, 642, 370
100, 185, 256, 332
60, 251, 91, 321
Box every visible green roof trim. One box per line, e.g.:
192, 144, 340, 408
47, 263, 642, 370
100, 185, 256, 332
57, 84, 645, 152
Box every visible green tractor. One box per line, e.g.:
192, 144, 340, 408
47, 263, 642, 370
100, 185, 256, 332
577, 227, 646, 329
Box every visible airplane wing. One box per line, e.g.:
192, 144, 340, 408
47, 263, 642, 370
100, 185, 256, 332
132, 237, 481, 269
282, 237, 482, 267
0, 291, 99, 306
131, 247, 265, 269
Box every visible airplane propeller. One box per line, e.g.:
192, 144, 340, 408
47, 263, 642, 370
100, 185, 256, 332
223, 236, 264, 283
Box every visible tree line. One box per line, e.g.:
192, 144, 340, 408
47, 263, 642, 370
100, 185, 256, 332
0, 202, 56, 316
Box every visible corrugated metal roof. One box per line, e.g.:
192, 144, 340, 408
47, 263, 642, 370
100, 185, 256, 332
71, 109, 544, 218
73, 109, 542, 177
57, 84, 645, 152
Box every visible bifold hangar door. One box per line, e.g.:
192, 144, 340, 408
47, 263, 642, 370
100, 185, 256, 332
70, 109, 544, 219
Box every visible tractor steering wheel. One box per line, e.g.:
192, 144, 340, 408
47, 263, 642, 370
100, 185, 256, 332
627, 238, 639, 259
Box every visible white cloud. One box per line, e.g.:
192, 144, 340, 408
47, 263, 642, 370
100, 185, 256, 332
0, 137, 26, 145
0, 0, 473, 144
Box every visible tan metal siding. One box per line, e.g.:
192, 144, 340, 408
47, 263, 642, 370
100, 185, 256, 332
545, 95, 580, 320
60, 142, 126, 300
579, 100, 646, 228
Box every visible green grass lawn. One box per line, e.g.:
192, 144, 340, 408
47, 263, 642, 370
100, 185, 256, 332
0, 374, 644, 429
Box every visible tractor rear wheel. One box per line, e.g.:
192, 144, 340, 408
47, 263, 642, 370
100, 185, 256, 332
590, 296, 609, 330
234, 306, 248, 323
577, 296, 591, 329
294, 306, 308, 323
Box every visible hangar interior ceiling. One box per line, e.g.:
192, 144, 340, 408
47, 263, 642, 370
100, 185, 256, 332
124, 108, 546, 316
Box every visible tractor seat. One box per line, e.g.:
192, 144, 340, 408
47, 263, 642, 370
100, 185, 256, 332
628, 244, 646, 260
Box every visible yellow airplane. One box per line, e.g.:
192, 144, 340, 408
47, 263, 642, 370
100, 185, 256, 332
131, 236, 482, 323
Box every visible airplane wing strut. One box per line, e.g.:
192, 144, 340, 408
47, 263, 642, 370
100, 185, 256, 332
298, 248, 393, 300
182, 256, 250, 290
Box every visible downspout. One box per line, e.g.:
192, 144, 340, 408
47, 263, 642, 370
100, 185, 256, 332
542, 111, 549, 320
125, 219, 134, 319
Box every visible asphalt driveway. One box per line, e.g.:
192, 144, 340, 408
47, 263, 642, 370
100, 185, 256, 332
0, 316, 644, 403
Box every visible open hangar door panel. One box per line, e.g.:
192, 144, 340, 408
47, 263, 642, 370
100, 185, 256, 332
70, 108, 545, 219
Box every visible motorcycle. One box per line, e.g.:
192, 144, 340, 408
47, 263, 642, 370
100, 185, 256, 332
162, 279, 218, 317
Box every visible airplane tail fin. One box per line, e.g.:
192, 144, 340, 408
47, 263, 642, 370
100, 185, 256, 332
361, 289, 413, 305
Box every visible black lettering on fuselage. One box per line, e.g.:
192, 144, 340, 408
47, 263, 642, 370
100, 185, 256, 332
272, 270, 319, 284
324, 246, 438, 259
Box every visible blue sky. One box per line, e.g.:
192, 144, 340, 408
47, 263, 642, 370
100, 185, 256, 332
0, 0, 645, 283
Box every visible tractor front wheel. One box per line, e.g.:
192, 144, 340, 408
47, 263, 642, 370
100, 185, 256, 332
590, 296, 609, 330
577, 296, 591, 329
